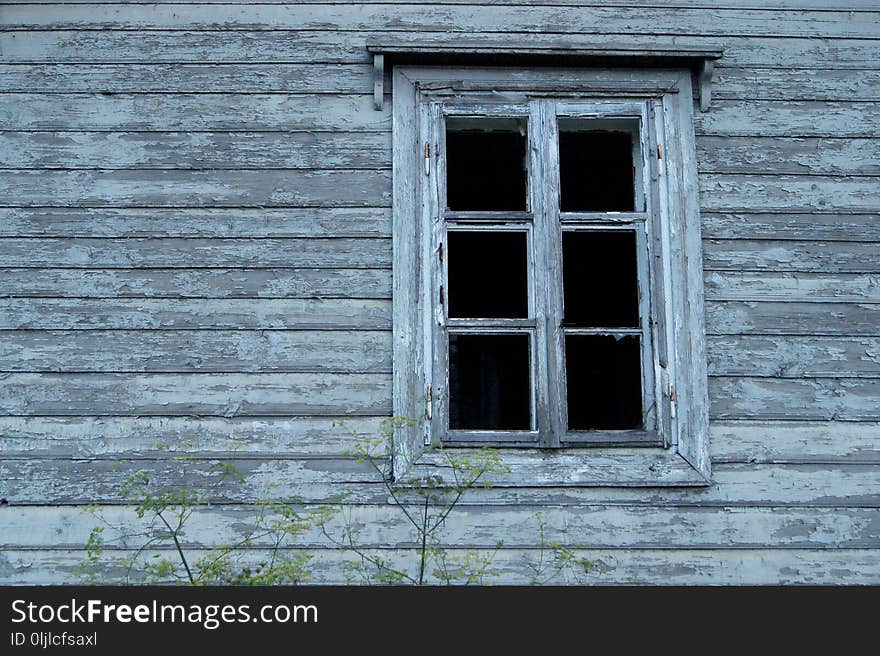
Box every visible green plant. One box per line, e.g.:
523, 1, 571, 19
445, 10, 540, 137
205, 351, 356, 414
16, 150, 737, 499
79, 419, 599, 585
78, 457, 334, 585
525, 513, 597, 585
317, 418, 510, 585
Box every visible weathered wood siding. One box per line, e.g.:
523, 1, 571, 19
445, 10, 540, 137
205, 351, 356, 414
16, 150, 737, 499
1, 1, 878, 585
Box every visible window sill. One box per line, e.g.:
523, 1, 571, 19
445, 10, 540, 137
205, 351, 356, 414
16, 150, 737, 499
399, 447, 711, 488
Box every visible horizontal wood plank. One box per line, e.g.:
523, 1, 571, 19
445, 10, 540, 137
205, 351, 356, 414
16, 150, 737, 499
3, 416, 878, 463
0, 94, 390, 131
3, 97, 877, 138
0, 330, 392, 373
0, 298, 391, 329
3, 31, 879, 69
0, 131, 391, 170
0, 415, 386, 458
0, 63, 374, 94
5, 5, 876, 38
706, 301, 880, 336
2, 547, 877, 585
710, 421, 880, 464
708, 336, 880, 378
12, 0, 880, 9
699, 175, 880, 213
0, 268, 392, 298
4, 132, 877, 177
701, 213, 880, 242
0, 237, 391, 268
4, 504, 878, 550
1, 459, 876, 506
694, 101, 880, 137
0, 169, 392, 207
0, 207, 392, 238
0, 372, 392, 416
709, 377, 880, 421
3, 299, 875, 335
1, 65, 878, 101
2, 170, 875, 212
705, 272, 880, 303
703, 240, 880, 273
697, 137, 880, 176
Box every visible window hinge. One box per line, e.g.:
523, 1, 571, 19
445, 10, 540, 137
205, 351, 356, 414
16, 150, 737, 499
669, 383, 676, 419
657, 144, 663, 159
438, 241, 443, 263
425, 384, 433, 421
439, 285, 444, 306
424, 142, 430, 175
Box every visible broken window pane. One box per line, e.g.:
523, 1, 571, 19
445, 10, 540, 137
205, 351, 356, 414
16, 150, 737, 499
562, 230, 639, 328
447, 231, 528, 318
449, 333, 531, 430
446, 118, 527, 211
565, 335, 642, 430
558, 120, 636, 212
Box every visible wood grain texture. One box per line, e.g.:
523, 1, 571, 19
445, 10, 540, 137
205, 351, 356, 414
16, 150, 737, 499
3, 132, 878, 177
3, 31, 879, 69
694, 101, 880, 137
11, 1, 880, 9
705, 301, 880, 336
0, 415, 387, 458
709, 377, 880, 421
0, 268, 392, 299
705, 272, 880, 303
4, 505, 878, 550
2, 64, 878, 101
701, 214, 880, 242
710, 421, 880, 464
0, 169, 392, 207
708, 336, 880, 378
5, 5, 877, 38
0, 298, 391, 329
0, 372, 392, 416
0, 131, 391, 170
4, 132, 878, 176
0, 94, 391, 130
3, 417, 878, 463
699, 175, 880, 213
0, 63, 375, 94
0, 330, 393, 373
697, 137, 880, 176
12, 171, 870, 214
703, 241, 880, 273
1, 459, 876, 506
0, 207, 392, 238
4, 547, 880, 585
5, 97, 880, 138
0, 238, 391, 268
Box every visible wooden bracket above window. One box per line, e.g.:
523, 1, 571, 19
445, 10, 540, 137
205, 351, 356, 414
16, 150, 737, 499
367, 42, 723, 112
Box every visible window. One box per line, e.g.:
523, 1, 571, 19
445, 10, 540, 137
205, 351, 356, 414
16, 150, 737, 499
392, 67, 710, 486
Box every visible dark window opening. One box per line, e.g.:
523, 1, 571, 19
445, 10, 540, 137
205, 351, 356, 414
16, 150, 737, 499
447, 231, 528, 318
562, 230, 639, 328
565, 335, 643, 430
449, 333, 531, 430
445, 118, 527, 211
558, 123, 635, 212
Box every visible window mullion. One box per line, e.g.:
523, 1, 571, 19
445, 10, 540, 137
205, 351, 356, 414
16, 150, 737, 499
530, 99, 565, 448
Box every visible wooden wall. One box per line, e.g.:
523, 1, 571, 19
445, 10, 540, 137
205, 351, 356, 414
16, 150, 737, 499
1, 1, 879, 584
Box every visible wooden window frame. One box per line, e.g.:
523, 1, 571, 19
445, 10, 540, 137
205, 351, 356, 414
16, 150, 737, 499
392, 66, 710, 487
